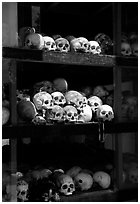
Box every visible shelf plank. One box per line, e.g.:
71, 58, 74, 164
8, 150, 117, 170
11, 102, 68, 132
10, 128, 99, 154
2, 122, 138, 139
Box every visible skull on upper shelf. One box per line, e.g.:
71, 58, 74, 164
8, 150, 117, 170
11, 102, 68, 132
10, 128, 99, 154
25, 33, 44, 50
51, 91, 66, 107
55, 37, 70, 53
88, 41, 101, 54
96, 104, 114, 121
121, 42, 132, 56
64, 105, 78, 123
43, 36, 56, 51
70, 37, 89, 53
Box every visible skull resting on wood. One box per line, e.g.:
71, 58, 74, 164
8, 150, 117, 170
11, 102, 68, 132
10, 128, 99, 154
25, 33, 44, 50
96, 104, 114, 121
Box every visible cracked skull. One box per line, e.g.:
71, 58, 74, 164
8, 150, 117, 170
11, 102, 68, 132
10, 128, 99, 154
16, 180, 29, 202
70, 37, 89, 53
46, 105, 65, 122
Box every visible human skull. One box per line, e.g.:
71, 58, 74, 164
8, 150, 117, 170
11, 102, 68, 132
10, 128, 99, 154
16, 180, 29, 202
55, 37, 70, 53
71, 37, 89, 53
64, 105, 78, 122
43, 36, 56, 51
93, 86, 108, 100
32, 115, 46, 125
93, 171, 111, 189
131, 42, 138, 57
25, 33, 44, 50
88, 41, 101, 54
88, 96, 103, 113
78, 104, 92, 123
55, 173, 75, 196
96, 104, 114, 121
74, 172, 93, 191
65, 90, 86, 110
33, 91, 53, 117
121, 42, 132, 56
128, 163, 138, 184
33, 80, 54, 95
53, 78, 68, 93
18, 26, 35, 47
46, 105, 65, 122
51, 91, 66, 106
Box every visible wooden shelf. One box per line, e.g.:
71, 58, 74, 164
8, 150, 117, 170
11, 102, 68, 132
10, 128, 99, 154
2, 121, 138, 139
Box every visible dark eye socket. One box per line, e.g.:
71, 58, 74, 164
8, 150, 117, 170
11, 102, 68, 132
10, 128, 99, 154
79, 179, 83, 183
65, 44, 69, 48
58, 43, 63, 47
101, 111, 106, 115
91, 46, 95, 49
46, 42, 51, 45
70, 183, 74, 188
62, 184, 68, 189
68, 113, 72, 117
56, 113, 61, 117
108, 111, 112, 115
84, 43, 88, 48
54, 96, 58, 100
45, 100, 49, 104
94, 102, 99, 106
74, 113, 77, 117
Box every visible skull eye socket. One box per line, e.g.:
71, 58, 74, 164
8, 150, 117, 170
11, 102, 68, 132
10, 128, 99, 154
45, 100, 49, 104
101, 111, 106, 115
84, 43, 88, 48
62, 184, 68, 189
54, 96, 59, 100
94, 102, 99, 106
91, 46, 95, 50
58, 43, 63, 48
65, 44, 69, 48
74, 113, 77, 117
108, 111, 112, 115
46, 42, 51, 46
26, 40, 30, 44
79, 179, 83, 183
56, 113, 61, 117
70, 183, 74, 188
67, 113, 72, 117
21, 191, 26, 195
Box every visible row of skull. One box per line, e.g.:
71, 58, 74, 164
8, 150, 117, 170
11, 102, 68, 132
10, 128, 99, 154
19, 27, 138, 56
31, 90, 114, 124
4, 167, 111, 201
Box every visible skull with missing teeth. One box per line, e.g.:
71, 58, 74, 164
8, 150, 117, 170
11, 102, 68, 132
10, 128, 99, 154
55, 37, 70, 52
96, 104, 114, 121
121, 42, 132, 56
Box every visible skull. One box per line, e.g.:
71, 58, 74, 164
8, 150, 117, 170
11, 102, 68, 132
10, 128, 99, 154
18, 26, 35, 47
128, 164, 138, 184
74, 172, 93, 191
88, 41, 101, 54
33, 80, 54, 95
53, 78, 68, 93
33, 91, 53, 116
46, 105, 65, 122
93, 86, 109, 100
65, 90, 86, 110
55, 37, 70, 53
131, 42, 138, 57
71, 37, 89, 53
88, 96, 103, 113
43, 36, 56, 51
93, 171, 111, 189
78, 104, 92, 123
16, 180, 29, 202
32, 115, 46, 125
66, 166, 82, 179
51, 91, 66, 106
94, 33, 113, 54
64, 105, 78, 122
96, 104, 114, 121
121, 42, 132, 56
55, 173, 75, 196
25, 33, 44, 50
